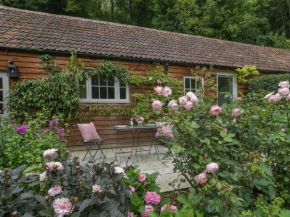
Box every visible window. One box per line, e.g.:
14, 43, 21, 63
217, 72, 237, 105
79, 75, 129, 103
183, 76, 202, 93
0, 73, 9, 116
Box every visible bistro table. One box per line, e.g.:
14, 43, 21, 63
113, 124, 158, 163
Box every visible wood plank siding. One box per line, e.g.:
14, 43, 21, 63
0, 50, 236, 147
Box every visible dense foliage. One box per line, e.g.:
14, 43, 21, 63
0, 112, 66, 169
2, 0, 290, 49
8, 54, 87, 120
249, 73, 290, 93
134, 76, 290, 216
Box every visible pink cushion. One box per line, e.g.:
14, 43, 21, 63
155, 122, 173, 138
77, 122, 101, 142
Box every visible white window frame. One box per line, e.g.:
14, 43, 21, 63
0, 73, 9, 117
79, 75, 130, 103
183, 76, 204, 93
217, 72, 238, 100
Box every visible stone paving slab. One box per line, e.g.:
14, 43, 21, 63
69, 145, 189, 192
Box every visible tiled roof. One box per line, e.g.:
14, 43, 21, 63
1, 6, 290, 73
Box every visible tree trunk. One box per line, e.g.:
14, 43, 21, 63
110, 0, 115, 21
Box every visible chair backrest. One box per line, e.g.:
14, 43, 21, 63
77, 122, 101, 142
155, 122, 173, 138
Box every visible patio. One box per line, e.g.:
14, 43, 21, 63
69, 144, 191, 192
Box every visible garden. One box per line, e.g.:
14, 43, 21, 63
1, 55, 290, 217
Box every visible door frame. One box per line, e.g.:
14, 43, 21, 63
0, 73, 9, 117
217, 72, 238, 100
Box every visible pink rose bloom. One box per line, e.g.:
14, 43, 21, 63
92, 184, 102, 193
232, 108, 240, 118
137, 173, 146, 182
43, 148, 58, 158
152, 100, 163, 110
279, 81, 290, 88
278, 87, 290, 97
179, 96, 188, 106
154, 86, 163, 95
168, 99, 179, 111
206, 162, 219, 173
48, 185, 62, 196
129, 185, 135, 193
190, 95, 199, 104
141, 205, 154, 217
186, 91, 195, 98
184, 101, 193, 110
46, 162, 64, 171
287, 95, 290, 101
237, 97, 242, 100
162, 86, 172, 97
204, 153, 208, 158
128, 212, 134, 217
157, 79, 161, 84
161, 204, 178, 212
144, 191, 161, 205
195, 173, 208, 185
282, 128, 285, 132
224, 128, 228, 132
264, 91, 275, 99
268, 95, 278, 103
52, 198, 74, 217
114, 166, 124, 174
210, 105, 222, 116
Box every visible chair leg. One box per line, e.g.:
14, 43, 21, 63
93, 141, 106, 162
83, 144, 95, 162
155, 139, 160, 160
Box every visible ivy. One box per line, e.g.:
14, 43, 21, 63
236, 65, 260, 84
97, 60, 131, 84
8, 53, 88, 120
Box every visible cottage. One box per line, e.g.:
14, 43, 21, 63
1, 6, 290, 146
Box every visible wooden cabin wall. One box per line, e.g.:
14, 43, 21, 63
0, 50, 233, 147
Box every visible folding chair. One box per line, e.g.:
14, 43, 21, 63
150, 122, 173, 160
77, 122, 106, 162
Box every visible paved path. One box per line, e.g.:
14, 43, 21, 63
69, 145, 190, 192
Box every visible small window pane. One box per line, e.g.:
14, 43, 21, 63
119, 80, 126, 87
0, 78, 2, 89
108, 77, 115, 86
108, 87, 115, 99
0, 103, 3, 114
100, 87, 107, 99
120, 87, 126, 99
92, 87, 99, 99
100, 76, 107, 86
0, 91, 3, 102
185, 78, 190, 88
185, 88, 190, 92
191, 79, 196, 90
91, 75, 99, 85
79, 86, 87, 99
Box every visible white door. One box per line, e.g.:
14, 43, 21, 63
217, 72, 237, 105
0, 73, 9, 117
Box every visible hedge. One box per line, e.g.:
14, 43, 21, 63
248, 73, 290, 93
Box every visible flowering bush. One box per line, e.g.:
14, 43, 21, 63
0, 150, 132, 216
0, 111, 66, 169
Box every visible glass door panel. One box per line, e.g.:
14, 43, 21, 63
218, 74, 235, 105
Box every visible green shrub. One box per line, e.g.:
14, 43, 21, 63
248, 73, 290, 93
0, 111, 66, 169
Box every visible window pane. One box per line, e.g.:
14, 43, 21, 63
100, 87, 107, 99
108, 77, 115, 86
92, 87, 99, 99
0, 103, 3, 114
91, 75, 99, 85
0, 78, 2, 89
120, 87, 126, 99
185, 78, 190, 89
0, 91, 3, 102
108, 87, 115, 99
218, 75, 233, 105
79, 86, 87, 99
100, 76, 107, 86
191, 79, 196, 90
185, 88, 190, 93
119, 80, 126, 87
